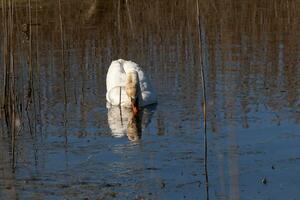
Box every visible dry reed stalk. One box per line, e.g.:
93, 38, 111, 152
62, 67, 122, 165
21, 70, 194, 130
1, 0, 7, 109
26, 0, 34, 109
58, 0, 67, 103
58, 0, 68, 148
125, 0, 135, 39
28, 0, 32, 82
3, 0, 9, 124
5, 0, 17, 170
196, 0, 209, 199
25, 0, 38, 137
35, 0, 43, 134
117, 0, 121, 36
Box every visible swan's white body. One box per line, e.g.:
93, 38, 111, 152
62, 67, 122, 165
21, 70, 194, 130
106, 59, 157, 108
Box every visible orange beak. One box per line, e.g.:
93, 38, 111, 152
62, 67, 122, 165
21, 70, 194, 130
132, 105, 139, 115
131, 97, 139, 115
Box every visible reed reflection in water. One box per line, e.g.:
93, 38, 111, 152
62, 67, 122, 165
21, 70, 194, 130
0, 0, 299, 199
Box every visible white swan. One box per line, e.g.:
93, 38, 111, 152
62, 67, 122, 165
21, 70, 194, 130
106, 59, 157, 112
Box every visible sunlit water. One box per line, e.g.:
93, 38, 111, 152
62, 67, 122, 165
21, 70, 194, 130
0, 1, 300, 199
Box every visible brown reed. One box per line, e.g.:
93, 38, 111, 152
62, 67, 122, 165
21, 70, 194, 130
196, 0, 209, 199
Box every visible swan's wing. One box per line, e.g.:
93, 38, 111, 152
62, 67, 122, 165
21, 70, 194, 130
123, 60, 140, 73
106, 60, 126, 91
123, 60, 157, 106
106, 60, 131, 106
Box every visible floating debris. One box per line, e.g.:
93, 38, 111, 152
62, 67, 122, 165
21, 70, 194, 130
272, 165, 275, 170
261, 177, 267, 185
160, 180, 166, 189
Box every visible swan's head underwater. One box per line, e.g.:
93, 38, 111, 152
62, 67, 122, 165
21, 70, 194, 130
125, 71, 139, 115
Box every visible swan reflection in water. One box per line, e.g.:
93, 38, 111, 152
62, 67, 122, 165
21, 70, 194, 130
107, 104, 156, 141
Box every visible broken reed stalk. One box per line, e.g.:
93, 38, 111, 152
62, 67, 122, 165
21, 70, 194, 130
119, 87, 123, 126
196, 0, 209, 199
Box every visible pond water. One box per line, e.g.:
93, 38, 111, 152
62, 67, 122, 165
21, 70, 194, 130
0, 0, 300, 199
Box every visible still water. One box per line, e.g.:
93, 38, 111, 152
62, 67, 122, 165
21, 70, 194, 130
0, 0, 300, 199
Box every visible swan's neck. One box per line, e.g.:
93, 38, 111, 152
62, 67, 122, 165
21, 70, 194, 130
125, 71, 140, 113
125, 71, 139, 99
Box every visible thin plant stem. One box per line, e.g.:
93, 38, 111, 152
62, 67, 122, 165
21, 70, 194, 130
8, 0, 16, 171
1, 0, 6, 109
117, 0, 121, 36
58, 0, 67, 103
58, 0, 68, 149
196, 0, 209, 199
35, 0, 43, 138
125, 0, 135, 39
119, 86, 123, 126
